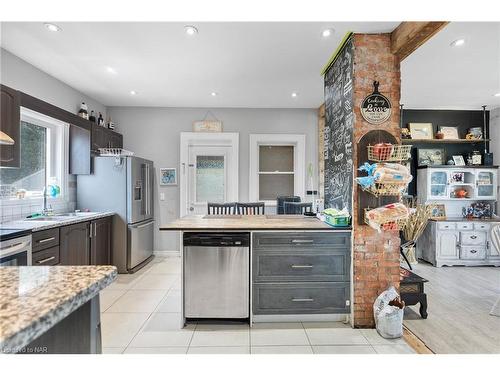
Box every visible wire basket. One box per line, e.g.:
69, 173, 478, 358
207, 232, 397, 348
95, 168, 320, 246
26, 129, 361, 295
99, 148, 134, 157
364, 208, 408, 231
361, 182, 409, 197
367, 144, 412, 162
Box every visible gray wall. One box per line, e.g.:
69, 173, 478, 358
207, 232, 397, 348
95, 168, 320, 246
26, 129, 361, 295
108, 107, 319, 253
1, 48, 106, 117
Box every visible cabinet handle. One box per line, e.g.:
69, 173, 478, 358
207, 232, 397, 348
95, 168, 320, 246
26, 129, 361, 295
470, 250, 477, 254
37, 256, 55, 264
38, 237, 55, 244
94, 223, 97, 237
292, 239, 314, 244
291, 264, 314, 269
470, 235, 477, 239
292, 298, 314, 302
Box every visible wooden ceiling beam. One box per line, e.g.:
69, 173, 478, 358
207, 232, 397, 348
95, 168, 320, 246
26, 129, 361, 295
391, 22, 449, 61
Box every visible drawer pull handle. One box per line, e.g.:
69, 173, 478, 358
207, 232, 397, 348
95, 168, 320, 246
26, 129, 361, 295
292, 239, 314, 244
38, 237, 55, 244
470, 250, 477, 254
291, 264, 314, 269
470, 235, 477, 239
292, 298, 314, 302
37, 256, 55, 264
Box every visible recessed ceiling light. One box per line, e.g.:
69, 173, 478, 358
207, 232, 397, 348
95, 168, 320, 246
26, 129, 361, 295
450, 39, 465, 47
184, 25, 198, 36
44, 23, 61, 32
322, 28, 334, 38
211, 92, 218, 97
291, 92, 298, 98
494, 92, 500, 97
106, 66, 117, 75
130, 90, 138, 96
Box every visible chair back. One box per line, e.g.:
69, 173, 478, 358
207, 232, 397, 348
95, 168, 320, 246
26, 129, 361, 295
283, 202, 313, 215
276, 196, 301, 214
237, 202, 265, 215
207, 202, 237, 215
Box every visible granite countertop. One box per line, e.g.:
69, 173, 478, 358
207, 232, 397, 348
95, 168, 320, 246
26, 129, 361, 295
0, 211, 115, 232
160, 214, 351, 231
0, 265, 117, 353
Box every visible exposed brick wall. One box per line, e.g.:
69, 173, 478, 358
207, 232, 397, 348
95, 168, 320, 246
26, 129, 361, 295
351, 33, 402, 327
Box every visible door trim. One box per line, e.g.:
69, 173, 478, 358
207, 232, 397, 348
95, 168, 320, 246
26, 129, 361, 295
179, 132, 239, 217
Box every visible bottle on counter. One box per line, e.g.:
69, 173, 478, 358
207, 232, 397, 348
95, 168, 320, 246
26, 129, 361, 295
97, 112, 104, 126
107, 116, 115, 130
78, 102, 89, 120
89, 110, 96, 123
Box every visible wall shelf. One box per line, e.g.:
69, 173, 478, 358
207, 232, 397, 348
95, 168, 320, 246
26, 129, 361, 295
402, 139, 490, 144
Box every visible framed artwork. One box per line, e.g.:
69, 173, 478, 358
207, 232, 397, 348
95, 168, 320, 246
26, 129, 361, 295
453, 155, 466, 166
160, 168, 177, 186
451, 172, 465, 183
409, 123, 434, 140
417, 148, 445, 166
439, 126, 460, 140
430, 204, 447, 220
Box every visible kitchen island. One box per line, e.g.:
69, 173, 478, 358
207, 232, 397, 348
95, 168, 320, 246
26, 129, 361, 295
161, 215, 352, 324
0, 265, 117, 354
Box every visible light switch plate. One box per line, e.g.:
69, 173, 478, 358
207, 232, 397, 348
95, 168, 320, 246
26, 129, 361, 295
160, 193, 165, 201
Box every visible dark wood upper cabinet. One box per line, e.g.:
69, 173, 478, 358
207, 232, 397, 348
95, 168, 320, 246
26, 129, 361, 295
60, 222, 90, 266
90, 217, 112, 265
91, 124, 123, 152
0, 85, 21, 168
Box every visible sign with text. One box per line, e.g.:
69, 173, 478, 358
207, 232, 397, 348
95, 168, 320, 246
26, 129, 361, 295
360, 81, 392, 125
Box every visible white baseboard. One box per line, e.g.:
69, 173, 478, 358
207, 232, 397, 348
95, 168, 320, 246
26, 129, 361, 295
154, 250, 180, 257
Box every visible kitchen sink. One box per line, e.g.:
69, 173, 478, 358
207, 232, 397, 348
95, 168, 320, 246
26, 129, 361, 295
26, 216, 69, 221
58, 212, 98, 217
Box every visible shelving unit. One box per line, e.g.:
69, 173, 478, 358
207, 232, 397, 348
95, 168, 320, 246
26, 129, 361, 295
402, 139, 490, 144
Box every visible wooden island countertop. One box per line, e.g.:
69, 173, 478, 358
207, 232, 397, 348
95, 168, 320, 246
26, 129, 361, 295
159, 215, 351, 231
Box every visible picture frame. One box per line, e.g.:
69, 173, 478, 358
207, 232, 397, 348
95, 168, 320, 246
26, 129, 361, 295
430, 204, 447, 220
451, 172, 465, 183
160, 168, 177, 186
409, 123, 434, 140
417, 148, 445, 166
452, 155, 466, 166
439, 126, 460, 140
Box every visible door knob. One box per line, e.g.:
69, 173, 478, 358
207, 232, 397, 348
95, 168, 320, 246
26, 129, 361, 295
189, 207, 194, 211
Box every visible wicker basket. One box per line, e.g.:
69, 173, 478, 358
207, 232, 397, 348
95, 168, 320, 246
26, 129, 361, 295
361, 182, 409, 197
367, 144, 412, 162
364, 208, 408, 231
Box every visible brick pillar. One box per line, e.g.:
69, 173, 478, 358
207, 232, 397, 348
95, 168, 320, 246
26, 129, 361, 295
351, 34, 402, 327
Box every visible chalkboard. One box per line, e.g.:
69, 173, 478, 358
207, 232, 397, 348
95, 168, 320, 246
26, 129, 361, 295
323, 36, 354, 213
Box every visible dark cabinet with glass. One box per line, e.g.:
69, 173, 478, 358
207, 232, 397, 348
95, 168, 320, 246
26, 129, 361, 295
0, 85, 21, 168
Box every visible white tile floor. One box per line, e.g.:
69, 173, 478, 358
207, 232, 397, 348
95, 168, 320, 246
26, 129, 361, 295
100, 257, 416, 354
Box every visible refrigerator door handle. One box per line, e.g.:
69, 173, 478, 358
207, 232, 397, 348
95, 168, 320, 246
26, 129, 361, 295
131, 220, 155, 229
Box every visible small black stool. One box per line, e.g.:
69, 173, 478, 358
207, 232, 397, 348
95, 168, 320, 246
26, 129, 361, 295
400, 267, 428, 319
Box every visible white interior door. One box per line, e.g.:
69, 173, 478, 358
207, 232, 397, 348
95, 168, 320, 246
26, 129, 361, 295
180, 132, 239, 217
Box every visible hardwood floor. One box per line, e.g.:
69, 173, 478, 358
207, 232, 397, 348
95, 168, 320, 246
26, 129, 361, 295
403, 262, 500, 354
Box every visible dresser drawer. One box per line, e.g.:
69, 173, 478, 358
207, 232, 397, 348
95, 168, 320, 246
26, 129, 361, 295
32, 228, 60, 251
32, 245, 60, 266
253, 282, 350, 315
437, 222, 456, 230
456, 222, 473, 230
253, 249, 349, 282
474, 222, 491, 231
460, 231, 486, 245
459, 246, 486, 260
252, 232, 350, 250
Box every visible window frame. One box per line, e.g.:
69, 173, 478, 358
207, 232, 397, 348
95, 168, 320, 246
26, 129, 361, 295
249, 134, 306, 205
0, 108, 69, 204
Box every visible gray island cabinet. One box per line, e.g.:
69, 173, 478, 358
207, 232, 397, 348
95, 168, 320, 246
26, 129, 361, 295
160, 215, 352, 324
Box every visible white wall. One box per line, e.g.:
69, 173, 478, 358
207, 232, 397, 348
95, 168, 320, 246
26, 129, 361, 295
1, 48, 106, 118
107, 107, 318, 254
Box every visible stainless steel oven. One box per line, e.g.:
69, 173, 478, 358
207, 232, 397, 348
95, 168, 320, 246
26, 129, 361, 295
0, 234, 32, 266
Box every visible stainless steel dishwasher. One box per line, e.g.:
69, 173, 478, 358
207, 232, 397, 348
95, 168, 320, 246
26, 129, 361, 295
183, 233, 249, 319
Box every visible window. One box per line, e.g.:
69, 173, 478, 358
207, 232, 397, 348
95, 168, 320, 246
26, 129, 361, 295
0, 109, 68, 200
249, 134, 305, 204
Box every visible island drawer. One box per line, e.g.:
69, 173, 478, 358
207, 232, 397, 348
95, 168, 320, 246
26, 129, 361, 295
253, 282, 350, 315
253, 249, 349, 282
32, 245, 60, 266
32, 228, 60, 251
460, 231, 486, 245
459, 246, 486, 260
252, 232, 350, 250
474, 223, 490, 231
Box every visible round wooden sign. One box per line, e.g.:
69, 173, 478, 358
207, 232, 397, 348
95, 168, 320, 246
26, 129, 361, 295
360, 81, 392, 125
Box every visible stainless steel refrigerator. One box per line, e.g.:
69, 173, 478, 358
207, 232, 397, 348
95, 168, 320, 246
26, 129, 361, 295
77, 156, 154, 273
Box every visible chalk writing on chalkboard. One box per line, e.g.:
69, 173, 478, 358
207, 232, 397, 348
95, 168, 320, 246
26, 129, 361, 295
323, 36, 354, 213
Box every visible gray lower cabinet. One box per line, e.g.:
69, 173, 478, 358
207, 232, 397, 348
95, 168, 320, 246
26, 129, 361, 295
252, 231, 351, 315
418, 221, 500, 267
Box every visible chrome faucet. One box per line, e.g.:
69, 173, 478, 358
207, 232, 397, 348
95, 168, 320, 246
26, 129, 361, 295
42, 187, 53, 216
